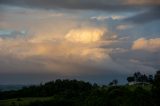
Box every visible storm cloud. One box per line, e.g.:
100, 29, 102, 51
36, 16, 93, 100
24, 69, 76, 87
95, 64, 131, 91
0, 0, 159, 11
124, 7, 160, 24
1, 0, 160, 24
0, 0, 159, 84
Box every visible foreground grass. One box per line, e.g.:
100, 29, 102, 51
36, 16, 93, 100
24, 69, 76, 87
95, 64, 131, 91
0, 97, 52, 106
0, 85, 153, 106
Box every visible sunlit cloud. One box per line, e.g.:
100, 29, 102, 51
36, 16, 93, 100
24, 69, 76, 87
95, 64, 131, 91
65, 27, 105, 43
132, 37, 160, 52
0, 26, 110, 74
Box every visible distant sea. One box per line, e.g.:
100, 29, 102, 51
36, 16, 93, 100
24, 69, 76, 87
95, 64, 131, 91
0, 85, 25, 91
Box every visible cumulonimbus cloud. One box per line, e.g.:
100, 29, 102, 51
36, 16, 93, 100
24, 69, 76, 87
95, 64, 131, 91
0, 25, 113, 74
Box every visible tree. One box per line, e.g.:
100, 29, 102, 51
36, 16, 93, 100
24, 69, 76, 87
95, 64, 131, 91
152, 70, 160, 106
140, 74, 148, 82
134, 72, 142, 82
127, 76, 135, 82
113, 80, 118, 86
109, 82, 114, 86
154, 70, 160, 87
148, 75, 153, 83
109, 79, 118, 86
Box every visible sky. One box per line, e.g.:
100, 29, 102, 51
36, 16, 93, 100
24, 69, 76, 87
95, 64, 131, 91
0, 0, 160, 84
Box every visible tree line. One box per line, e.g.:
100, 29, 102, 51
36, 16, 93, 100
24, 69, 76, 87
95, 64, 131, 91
0, 70, 160, 106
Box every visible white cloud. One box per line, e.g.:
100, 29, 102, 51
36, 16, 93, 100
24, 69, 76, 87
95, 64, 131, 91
91, 15, 125, 21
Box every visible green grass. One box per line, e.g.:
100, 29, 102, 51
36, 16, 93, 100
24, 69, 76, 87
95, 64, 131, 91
0, 97, 52, 106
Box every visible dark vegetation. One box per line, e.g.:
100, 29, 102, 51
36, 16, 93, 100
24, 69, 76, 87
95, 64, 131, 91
0, 70, 160, 106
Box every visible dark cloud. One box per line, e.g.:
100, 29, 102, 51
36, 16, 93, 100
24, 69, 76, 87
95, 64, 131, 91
1, 0, 159, 24
110, 48, 160, 70
0, 72, 128, 85
124, 7, 160, 24
0, 0, 154, 12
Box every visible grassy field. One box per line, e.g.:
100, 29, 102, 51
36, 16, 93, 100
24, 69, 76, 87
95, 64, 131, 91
0, 97, 52, 106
